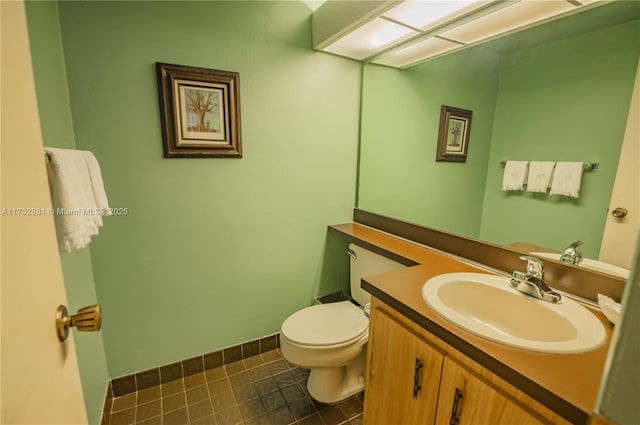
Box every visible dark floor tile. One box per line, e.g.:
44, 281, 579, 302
137, 386, 161, 405
185, 385, 209, 405
216, 406, 242, 425
112, 393, 136, 412
136, 400, 161, 422
244, 414, 272, 425
212, 391, 237, 412
298, 413, 324, 425
106, 347, 362, 425
288, 396, 316, 420
281, 383, 306, 404
349, 414, 364, 425
233, 382, 258, 403
205, 366, 227, 383
191, 415, 217, 425
225, 360, 246, 376
261, 390, 286, 412
109, 407, 135, 425
261, 349, 282, 363
184, 372, 206, 390
137, 415, 162, 425
273, 371, 297, 389
162, 379, 185, 398
188, 399, 214, 422
339, 396, 363, 419
209, 377, 232, 396
248, 364, 271, 381
162, 407, 189, 425
319, 405, 348, 425
255, 377, 279, 396
266, 360, 288, 376
268, 405, 293, 425
244, 354, 265, 369
162, 392, 186, 413
291, 368, 309, 383
228, 371, 252, 387
238, 397, 267, 420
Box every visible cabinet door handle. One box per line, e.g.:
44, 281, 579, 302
449, 387, 464, 425
412, 358, 423, 399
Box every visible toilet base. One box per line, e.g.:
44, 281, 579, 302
306, 346, 367, 404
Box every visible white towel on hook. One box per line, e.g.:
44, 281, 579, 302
502, 161, 529, 191
527, 161, 556, 193
44, 147, 110, 253
550, 162, 583, 198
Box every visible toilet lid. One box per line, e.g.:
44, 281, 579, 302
281, 301, 368, 347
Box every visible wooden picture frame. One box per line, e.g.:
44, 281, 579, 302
436, 105, 472, 163
156, 63, 242, 158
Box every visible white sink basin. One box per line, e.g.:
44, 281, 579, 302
530, 252, 629, 280
422, 272, 606, 354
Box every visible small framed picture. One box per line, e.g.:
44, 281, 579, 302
156, 63, 242, 158
436, 105, 472, 163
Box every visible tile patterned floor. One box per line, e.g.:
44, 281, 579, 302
107, 349, 364, 425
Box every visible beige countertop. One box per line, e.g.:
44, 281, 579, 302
330, 223, 613, 424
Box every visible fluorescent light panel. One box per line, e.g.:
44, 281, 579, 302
383, 0, 492, 31
323, 17, 418, 60
373, 37, 462, 67
440, 0, 577, 44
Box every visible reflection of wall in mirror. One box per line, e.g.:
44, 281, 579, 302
358, 19, 639, 260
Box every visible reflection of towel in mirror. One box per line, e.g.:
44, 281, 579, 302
527, 161, 555, 193
550, 162, 583, 198
502, 161, 529, 191
44, 147, 110, 253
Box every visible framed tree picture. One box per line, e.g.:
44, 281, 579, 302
436, 105, 472, 163
156, 63, 242, 158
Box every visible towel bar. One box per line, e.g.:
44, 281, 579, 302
499, 160, 598, 170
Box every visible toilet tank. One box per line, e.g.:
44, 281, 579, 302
349, 243, 406, 306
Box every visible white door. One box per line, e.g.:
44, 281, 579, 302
599, 59, 640, 269
1, 1, 88, 424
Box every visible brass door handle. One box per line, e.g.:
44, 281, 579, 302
612, 207, 628, 218
56, 304, 102, 342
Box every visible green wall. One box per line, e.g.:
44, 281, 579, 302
358, 48, 501, 237
25, 2, 109, 424
55, 1, 360, 377
479, 20, 639, 258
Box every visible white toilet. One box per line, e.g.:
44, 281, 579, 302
280, 243, 405, 404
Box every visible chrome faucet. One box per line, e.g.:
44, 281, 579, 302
510, 256, 561, 303
560, 240, 584, 265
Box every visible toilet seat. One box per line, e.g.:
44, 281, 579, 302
281, 301, 368, 348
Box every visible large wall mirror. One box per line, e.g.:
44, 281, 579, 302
358, 1, 640, 276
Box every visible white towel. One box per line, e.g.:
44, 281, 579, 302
502, 161, 529, 191
526, 161, 555, 193
44, 147, 110, 253
550, 162, 583, 198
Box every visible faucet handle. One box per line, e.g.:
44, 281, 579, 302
519, 255, 544, 279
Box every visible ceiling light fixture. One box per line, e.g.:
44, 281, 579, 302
312, 0, 610, 69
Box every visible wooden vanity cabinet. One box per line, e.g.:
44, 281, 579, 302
364, 305, 444, 425
364, 298, 571, 425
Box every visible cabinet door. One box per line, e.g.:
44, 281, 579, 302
364, 308, 444, 425
435, 357, 545, 425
